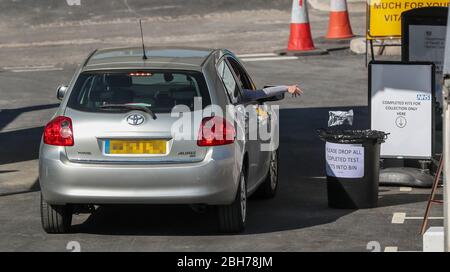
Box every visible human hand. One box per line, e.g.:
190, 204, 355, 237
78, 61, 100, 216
287, 85, 303, 97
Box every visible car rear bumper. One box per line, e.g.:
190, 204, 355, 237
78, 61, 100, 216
39, 144, 240, 205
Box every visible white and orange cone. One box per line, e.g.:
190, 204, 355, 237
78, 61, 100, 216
326, 0, 354, 39
287, 0, 315, 51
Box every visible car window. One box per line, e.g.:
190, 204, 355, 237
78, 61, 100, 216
67, 70, 211, 113
227, 58, 255, 90
217, 60, 242, 104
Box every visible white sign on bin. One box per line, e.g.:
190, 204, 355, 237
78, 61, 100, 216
326, 142, 365, 178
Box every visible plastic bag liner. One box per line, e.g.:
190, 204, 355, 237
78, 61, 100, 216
328, 110, 353, 127
317, 129, 388, 144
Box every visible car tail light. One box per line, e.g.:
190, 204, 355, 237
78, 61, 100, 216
43, 116, 74, 146
197, 116, 236, 146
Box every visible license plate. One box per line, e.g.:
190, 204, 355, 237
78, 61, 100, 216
105, 139, 167, 155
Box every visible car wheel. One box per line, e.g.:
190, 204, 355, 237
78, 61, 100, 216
255, 149, 279, 199
218, 170, 247, 233
40, 193, 73, 234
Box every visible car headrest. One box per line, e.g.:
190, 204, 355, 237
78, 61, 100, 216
171, 86, 197, 100
112, 90, 134, 104
106, 75, 132, 87
89, 90, 113, 102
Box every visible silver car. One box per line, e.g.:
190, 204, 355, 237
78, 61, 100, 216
39, 47, 281, 233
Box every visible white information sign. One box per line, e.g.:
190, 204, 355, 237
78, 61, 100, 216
409, 25, 446, 103
326, 142, 364, 178
370, 63, 434, 158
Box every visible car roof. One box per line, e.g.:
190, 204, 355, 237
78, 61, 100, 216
82, 46, 217, 72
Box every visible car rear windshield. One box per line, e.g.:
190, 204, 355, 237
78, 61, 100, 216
67, 70, 211, 113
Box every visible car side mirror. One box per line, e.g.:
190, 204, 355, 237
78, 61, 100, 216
56, 85, 68, 100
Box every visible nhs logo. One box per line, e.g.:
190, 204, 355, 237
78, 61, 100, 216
66, 0, 81, 6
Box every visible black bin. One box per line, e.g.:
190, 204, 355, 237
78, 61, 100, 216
317, 129, 388, 209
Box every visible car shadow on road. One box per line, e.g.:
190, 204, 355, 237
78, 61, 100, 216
378, 192, 431, 208
0, 170, 18, 174
0, 104, 58, 165
0, 104, 58, 131
70, 106, 368, 235
0, 178, 40, 197
0, 126, 44, 165
43, 105, 430, 235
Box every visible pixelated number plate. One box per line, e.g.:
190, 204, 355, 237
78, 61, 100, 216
107, 140, 167, 155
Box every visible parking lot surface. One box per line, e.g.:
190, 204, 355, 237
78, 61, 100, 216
0, 0, 443, 251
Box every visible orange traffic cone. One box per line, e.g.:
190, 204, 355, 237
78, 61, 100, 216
287, 0, 315, 51
326, 0, 354, 39
276, 0, 326, 56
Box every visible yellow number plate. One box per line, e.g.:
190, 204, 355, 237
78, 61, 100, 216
107, 140, 167, 155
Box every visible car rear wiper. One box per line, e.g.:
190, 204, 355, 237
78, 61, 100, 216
99, 103, 157, 119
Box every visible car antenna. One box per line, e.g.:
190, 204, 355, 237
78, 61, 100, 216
139, 19, 148, 60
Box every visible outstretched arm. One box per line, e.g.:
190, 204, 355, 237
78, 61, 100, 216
243, 85, 303, 101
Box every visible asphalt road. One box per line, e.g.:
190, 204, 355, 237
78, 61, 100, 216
0, 1, 443, 252
0, 0, 365, 67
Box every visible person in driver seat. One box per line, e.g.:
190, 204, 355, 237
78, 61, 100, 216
235, 72, 303, 101
243, 84, 303, 101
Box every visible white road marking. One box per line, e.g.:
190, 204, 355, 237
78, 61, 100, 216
392, 212, 406, 224
3, 65, 63, 73
3, 65, 55, 70
0, 38, 102, 48
405, 216, 443, 220
237, 53, 278, 58
241, 56, 299, 62
400, 187, 412, 192
392, 212, 443, 224
384, 246, 398, 252
11, 68, 63, 73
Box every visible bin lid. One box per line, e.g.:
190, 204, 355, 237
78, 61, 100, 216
317, 129, 388, 144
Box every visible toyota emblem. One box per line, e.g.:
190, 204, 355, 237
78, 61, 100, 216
126, 114, 145, 126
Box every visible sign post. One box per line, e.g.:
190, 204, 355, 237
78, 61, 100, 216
442, 8, 450, 252
442, 77, 450, 252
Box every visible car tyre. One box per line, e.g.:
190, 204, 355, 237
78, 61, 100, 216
218, 170, 247, 233
255, 149, 279, 199
40, 193, 73, 234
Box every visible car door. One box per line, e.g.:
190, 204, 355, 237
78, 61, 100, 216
216, 57, 259, 189
226, 57, 272, 186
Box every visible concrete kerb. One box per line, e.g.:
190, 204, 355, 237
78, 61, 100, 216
275, 48, 329, 56
350, 37, 402, 56
314, 36, 358, 51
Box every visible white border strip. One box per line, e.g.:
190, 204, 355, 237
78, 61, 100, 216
237, 53, 278, 58
11, 67, 63, 73
241, 56, 298, 62
392, 212, 444, 224
3, 65, 55, 70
